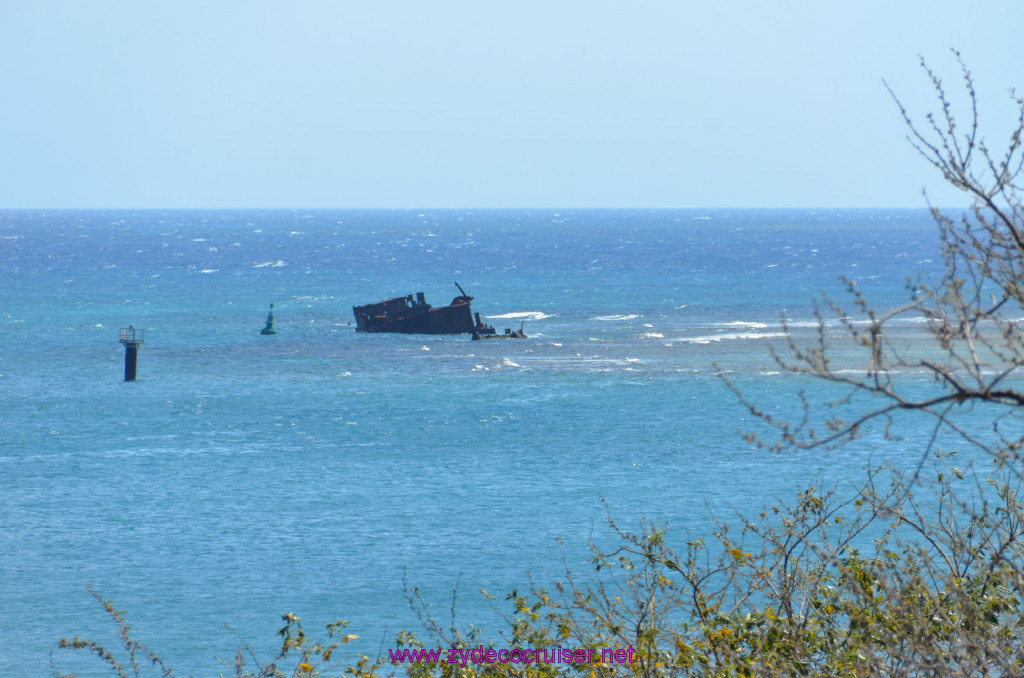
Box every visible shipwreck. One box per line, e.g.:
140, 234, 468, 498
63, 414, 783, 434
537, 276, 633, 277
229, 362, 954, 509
353, 282, 524, 338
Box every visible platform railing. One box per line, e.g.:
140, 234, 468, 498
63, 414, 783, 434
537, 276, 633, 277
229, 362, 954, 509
119, 327, 145, 344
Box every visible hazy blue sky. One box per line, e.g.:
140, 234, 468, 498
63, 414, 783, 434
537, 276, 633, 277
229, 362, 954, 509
1, 1, 1021, 209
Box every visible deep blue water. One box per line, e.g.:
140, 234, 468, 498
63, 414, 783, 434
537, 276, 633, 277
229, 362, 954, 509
1, 208, 951, 676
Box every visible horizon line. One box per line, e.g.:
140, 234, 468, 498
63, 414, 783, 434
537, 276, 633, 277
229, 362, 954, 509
0, 205, 960, 212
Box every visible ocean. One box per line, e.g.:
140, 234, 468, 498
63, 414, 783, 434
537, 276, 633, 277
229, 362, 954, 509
1, 208, 947, 676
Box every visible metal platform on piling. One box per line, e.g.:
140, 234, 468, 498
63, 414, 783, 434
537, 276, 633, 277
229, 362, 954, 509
119, 326, 145, 381
119, 327, 145, 345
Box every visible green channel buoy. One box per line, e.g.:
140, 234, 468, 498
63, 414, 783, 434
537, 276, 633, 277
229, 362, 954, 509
261, 304, 277, 335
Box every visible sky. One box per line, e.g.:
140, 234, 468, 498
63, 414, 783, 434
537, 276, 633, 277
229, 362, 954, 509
0, 1, 1021, 209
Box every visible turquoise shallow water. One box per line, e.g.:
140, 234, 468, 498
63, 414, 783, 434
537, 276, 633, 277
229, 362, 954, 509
1, 208, 950, 675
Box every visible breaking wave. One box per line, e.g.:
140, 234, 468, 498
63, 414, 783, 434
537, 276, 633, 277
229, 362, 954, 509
679, 331, 788, 344
593, 314, 640, 321
487, 311, 551, 321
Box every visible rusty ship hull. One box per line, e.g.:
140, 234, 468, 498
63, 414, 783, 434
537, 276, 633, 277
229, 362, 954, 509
352, 286, 497, 335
